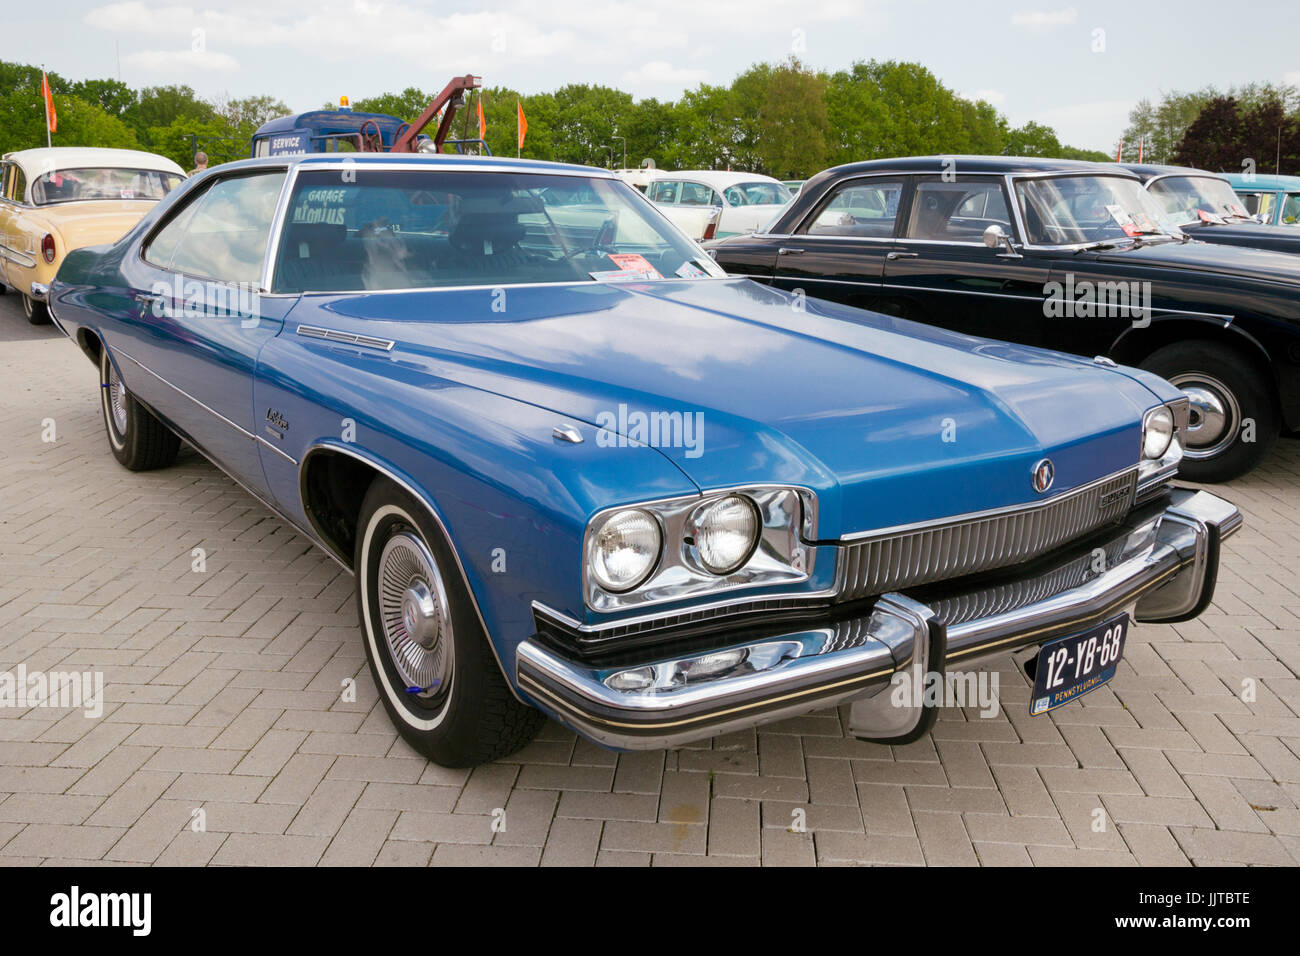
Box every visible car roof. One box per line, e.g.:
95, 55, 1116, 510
1, 147, 184, 175
658, 170, 784, 188
202, 153, 617, 178
1119, 163, 1227, 183
1221, 172, 1300, 190
822, 155, 1138, 178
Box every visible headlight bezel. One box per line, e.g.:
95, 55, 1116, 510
586, 507, 663, 593
686, 494, 762, 575
1136, 398, 1188, 502
1141, 405, 1175, 460
581, 485, 816, 612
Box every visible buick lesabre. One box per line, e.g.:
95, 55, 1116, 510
49, 154, 1240, 766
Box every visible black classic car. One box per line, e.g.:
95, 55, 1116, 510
1124, 163, 1300, 255
709, 156, 1300, 482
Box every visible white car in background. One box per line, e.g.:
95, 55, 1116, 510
648, 171, 792, 240
614, 167, 658, 193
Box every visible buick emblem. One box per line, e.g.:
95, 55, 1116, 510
1031, 458, 1054, 494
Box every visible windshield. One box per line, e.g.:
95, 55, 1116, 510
32, 167, 184, 205
1147, 176, 1253, 226
1014, 175, 1179, 245
272, 168, 723, 293
723, 181, 792, 206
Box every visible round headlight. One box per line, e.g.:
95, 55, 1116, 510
589, 509, 660, 592
1143, 407, 1175, 459
691, 495, 760, 575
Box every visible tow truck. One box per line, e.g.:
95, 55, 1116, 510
250, 75, 491, 157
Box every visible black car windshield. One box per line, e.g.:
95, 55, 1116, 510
1146, 175, 1254, 225
32, 167, 184, 204
272, 168, 721, 293
1015, 175, 1179, 245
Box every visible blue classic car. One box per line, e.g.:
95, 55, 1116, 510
48, 154, 1240, 766
1222, 172, 1300, 228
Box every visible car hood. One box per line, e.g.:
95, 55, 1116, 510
304, 279, 1164, 537
1182, 221, 1300, 250
1086, 238, 1300, 284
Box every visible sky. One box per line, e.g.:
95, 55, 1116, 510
4, 0, 1299, 154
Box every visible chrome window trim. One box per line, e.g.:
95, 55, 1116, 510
792, 171, 911, 237
265, 162, 725, 295
1007, 171, 1183, 251
837, 464, 1139, 543
139, 165, 293, 290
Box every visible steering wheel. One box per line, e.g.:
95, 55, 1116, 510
358, 119, 382, 152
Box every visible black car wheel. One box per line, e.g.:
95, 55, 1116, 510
22, 294, 50, 325
1140, 341, 1277, 483
99, 349, 180, 470
355, 477, 543, 767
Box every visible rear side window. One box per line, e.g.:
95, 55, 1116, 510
804, 180, 903, 237
144, 172, 286, 284
906, 179, 1010, 241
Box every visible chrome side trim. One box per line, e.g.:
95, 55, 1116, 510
0, 241, 36, 269
296, 323, 395, 352
113, 345, 300, 467
295, 442, 521, 701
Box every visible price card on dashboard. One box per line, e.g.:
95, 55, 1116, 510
605, 253, 662, 279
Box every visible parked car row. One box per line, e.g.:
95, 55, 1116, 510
42, 152, 1242, 765
0, 147, 185, 322
708, 156, 1300, 483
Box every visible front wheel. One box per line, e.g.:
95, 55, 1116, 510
99, 348, 180, 470
22, 294, 49, 325
355, 478, 544, 767
1139, 341, 1278, 483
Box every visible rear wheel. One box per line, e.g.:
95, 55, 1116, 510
22, 294, 49, 325
99, 349, 180, 470
355, 478, 543, 767
1139, 341, 1277, 483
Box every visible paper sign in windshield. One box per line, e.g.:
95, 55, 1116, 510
606, 253, 662, 279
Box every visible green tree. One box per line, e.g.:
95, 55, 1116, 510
1172, 96, 1244, 171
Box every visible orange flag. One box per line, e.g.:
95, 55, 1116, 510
41, 71, 57, 133
477, 97, 486, 139
1115, 140, 1123, 162
517, 99, 527, 153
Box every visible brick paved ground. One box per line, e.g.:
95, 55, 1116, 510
2, 297, 1298, 866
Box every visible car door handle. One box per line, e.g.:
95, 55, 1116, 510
886, 251, 919, 260
134, 292, 164, 314
777, 247, 804, 255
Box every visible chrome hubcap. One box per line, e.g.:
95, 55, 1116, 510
377, 531, 453, 697
1170, 373, 1239, 460
107, 362, 128, 434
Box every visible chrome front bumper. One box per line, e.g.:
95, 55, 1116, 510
516, 488, 1241, 750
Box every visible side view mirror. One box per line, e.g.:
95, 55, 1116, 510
983, 224, 1021, 257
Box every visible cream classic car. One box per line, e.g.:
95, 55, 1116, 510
648, 170, 793, 240
0, 147, 185, 323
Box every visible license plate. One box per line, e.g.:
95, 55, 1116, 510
1030, 614, 1128, 715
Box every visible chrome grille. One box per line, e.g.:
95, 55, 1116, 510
836, 468, 1138, 601
924, 537, 1131, 627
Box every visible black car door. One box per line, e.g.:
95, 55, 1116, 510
880, 174, 1054, 346
766, 175, 907, 313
